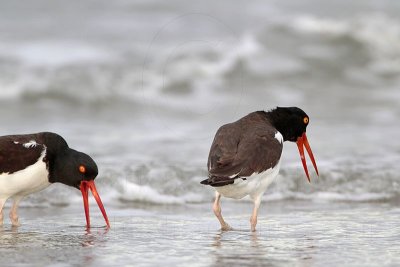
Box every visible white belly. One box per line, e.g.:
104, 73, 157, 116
216, 161, 281, 200
0, 151, 51, 199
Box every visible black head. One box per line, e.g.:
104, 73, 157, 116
41, 132, 109, 228
266, 107, 318, 182
50, 148, 98, 189
267, 107, 310, 142
50, 149, 109, 228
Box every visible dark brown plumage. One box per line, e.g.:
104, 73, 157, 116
0, 135, 45, 175
202, 111, 282, 187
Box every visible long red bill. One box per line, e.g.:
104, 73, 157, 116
80, 180, 110, 228
296, 133, 319, 182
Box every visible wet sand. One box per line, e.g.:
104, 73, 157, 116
1, 201, 399, 267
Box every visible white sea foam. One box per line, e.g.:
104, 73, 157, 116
262, 191, 393, 203
116, 181, 204, 205
1, 41, 115, 67
290, 15, 348, 35
12, 159, 399, 208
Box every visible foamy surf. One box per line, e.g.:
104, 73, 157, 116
13, 159, 399, 208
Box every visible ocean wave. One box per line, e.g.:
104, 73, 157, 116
2, 12, 399, 106
0, 34, 262, 106
287, 13, 400, 74
9, 160, 399, 209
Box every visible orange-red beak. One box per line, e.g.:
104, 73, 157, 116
296, 133, 319, 182
80, 180, 110, 228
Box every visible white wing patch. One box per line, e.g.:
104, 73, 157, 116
229, 170, 242, 178
23, 140, 38, 148
275, 131, 283, 144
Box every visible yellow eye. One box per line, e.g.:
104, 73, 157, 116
303, 117, 309, 124
79, 165, 86, 174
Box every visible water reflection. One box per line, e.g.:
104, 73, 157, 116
82, 227, 109, 247
210, 229, 278, 267
0, 222, 110, 266
210, 227, 319, 267
0, 226, 110, 247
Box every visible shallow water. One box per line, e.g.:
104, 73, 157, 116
1, 202, 399, 267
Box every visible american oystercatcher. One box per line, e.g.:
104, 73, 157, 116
0, 132, 110, 228
201, 107, 319, 231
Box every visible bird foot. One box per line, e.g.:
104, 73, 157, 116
250, 217, 257, 232
12, 221, 21, 227
220, 223, 233, 231
10, 215, 20, 227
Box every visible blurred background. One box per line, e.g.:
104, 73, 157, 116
0, 0, 399, 208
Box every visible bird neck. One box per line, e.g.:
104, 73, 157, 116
264, 108, 290, 141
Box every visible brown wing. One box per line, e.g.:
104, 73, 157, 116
0, 134, 46, 175
202, 114, 283, 187
207, 123, 241, 176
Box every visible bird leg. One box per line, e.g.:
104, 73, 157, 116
250, 196, 261, 232
10, 197, 22, 227
213, 192, 231, 231
0, 199, 5, 226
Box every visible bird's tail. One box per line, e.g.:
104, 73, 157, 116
200, 176, 234, 187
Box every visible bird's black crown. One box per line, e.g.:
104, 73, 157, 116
41, 132, 99, 189
265, 107, 310, 142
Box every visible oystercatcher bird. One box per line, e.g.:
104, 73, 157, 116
0, 132, 110, 228
201, 107, 319, 231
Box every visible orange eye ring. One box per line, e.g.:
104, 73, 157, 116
79, 165, 86, 174
303, 117, 309, 124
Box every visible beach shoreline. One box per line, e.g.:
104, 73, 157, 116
1, 201, 399, 267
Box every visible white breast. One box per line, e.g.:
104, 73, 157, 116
216, 160, 281, 200
0, 150, 51, 199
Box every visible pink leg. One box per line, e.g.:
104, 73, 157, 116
213, 191, 232, 231
0, 199, 5, 226
10, 197, 23, 226
250, 196, 261, 232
